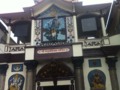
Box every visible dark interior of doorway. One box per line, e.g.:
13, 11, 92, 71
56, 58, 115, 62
43, 85, 70, 90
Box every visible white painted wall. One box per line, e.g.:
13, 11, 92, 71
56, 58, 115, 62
4, 62, 26, 90
109, 34, 120, 45
0, 44, 5, 53
25, 48, 34, 60
72, 44, 83, 57
116, 51, 120, 89
83, 57, 112, 90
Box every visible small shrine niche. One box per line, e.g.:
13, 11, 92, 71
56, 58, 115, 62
88, 69, 106, 90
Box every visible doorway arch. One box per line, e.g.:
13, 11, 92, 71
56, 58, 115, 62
36, 61, 73, 86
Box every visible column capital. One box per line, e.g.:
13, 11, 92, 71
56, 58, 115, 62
106, 57, 118, 69
24, 60, 38, 71
31, 17, 36, 20
6, 19, 12, 26
72, 57, 84, 68
0, 64, 8, 75
72, 12, 77, 16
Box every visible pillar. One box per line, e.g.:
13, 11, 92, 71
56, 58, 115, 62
6, 22, 11, 44
73, 15, 78, 42
24, 60, 38, 90
0, 64, 8, 90
106, 57, 119, 90
31, 18, 35, 45
72, 57, 84, 90
100, 16, 107, 37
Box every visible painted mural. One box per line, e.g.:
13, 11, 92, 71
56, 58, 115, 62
88, 69, 106, 89
8, 74, 24, 90
12, 64, 23, 72
34, 5, 75, 45
34, 16, 75, 45
42, 17, 66, 42
89, 59, 101, 67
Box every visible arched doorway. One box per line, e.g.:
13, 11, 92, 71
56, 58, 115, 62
36, 61, 74, 90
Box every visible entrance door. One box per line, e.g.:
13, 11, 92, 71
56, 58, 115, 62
43, 85, 70, 90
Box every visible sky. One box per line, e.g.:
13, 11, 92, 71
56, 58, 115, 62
0, 0, 114, 14
0, 0, 34, 13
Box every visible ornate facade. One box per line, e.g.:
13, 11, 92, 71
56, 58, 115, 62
0, 0, 120, 90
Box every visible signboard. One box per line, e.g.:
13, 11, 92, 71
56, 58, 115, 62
83, 39, 102, 48
35, 46, 72, 60
4, 45, 25, 53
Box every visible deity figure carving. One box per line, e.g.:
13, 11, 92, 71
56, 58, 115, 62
88, 69, 106, 90
8, 74, 24, 90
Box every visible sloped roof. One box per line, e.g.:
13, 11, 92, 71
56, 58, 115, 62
24, 0, 74, 16
0, 11, 31, 20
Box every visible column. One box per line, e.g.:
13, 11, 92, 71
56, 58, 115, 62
72, 57, 84, 90
73, 15, 78, 42
24, 60, 38, 90
100, 16, 107, 37
106, 57, 119, 90
6, 20, 11, 44
31, 18, 35, 45
0, 64, 8, 90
